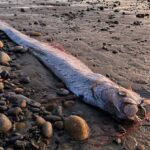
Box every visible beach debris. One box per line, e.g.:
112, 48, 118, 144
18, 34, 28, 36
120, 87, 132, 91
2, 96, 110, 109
0, 52, 11, 65
42, 121, 53, 138
64, 115, 90, 140
0, 113, 12, 133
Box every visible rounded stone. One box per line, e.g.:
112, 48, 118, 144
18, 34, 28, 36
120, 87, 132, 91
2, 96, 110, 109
0, 52, 11, 65
35, 116, 46, 126
7, 107, 22, 116
54, 121, 64, 130
0, 41, 4, 48
0, 82, 4, 91
64, 115, 90, 140
0, 113, 12, 133
42, 121, 53, 138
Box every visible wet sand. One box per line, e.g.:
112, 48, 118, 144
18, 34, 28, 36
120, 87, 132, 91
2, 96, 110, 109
0, 0, 150, 149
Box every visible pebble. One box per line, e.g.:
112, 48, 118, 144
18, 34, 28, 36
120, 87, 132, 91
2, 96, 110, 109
7, 93, 31, 107
0, 106, 7, 111
64, 115, 90, 140
46, 103, 57, 111
11, 45, 28, 53
63, 100, 75, 108
114, 138, 122, 144
54, 121, 64, 130
35, 115, 46, 126
0, 52, 11, 65
57, 88, 70, 96
0, 41, 4, 48
0, 101, 6, 105
28, 31, 42, 37
19, 76, 30, 84
54, 106, 63, 116
15, 122, 27, 131
44, 115, 61, 122
0, 113, 12, 133
0, 70, 10, 79
42, 121, 53, 138
0, 82, 4, 91
15, 140, 28, 148
44, 115, 62, 122
0, 147, 4, 150
126, 136, 138, 150
7, 107, 22, 116
14, 87, 24, 94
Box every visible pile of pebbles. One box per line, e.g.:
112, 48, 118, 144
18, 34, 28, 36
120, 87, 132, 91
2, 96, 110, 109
0, 31, 90, 150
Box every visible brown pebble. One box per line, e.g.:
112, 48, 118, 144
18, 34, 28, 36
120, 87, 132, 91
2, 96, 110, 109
54, 121, 64, 130
28, 31, 42, 36
0, 114, 12, 133
14, 87, 24, 94
42, 121, 53, 138
63, 100, 75, 108
0, 41, 4, 48
15, 122, 27, 131
44, 115, 61, 122
46, 103, 57, 111
0, 52, 11, 65
35, 115, 46, 126
64, 115, 90, 140
0, 82, 4, 91
0, 147, 4, 150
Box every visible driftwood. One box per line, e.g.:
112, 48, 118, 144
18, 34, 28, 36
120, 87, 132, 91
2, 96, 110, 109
0, 20, 149, 121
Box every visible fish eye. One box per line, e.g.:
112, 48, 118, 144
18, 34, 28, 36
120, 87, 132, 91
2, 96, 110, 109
118, 91, 127, 97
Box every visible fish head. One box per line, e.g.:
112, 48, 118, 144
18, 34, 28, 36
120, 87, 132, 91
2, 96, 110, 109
92, 85, 146, 121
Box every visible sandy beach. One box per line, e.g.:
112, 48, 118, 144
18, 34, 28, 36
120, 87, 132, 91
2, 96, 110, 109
0, 0, 150, 149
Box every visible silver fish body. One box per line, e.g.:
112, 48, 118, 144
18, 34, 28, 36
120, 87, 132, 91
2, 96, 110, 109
0, 20, 144, 121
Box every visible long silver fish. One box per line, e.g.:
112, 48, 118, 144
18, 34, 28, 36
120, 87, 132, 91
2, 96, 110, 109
0, 20, 148, 121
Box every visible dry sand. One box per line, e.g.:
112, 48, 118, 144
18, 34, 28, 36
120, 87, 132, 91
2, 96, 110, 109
0, 0, 150, 149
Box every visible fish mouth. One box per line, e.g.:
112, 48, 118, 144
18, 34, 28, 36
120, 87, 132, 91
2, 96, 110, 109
122, 103, 146, 121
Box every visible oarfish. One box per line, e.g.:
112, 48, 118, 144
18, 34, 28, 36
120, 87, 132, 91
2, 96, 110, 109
0, 20, 149, 121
